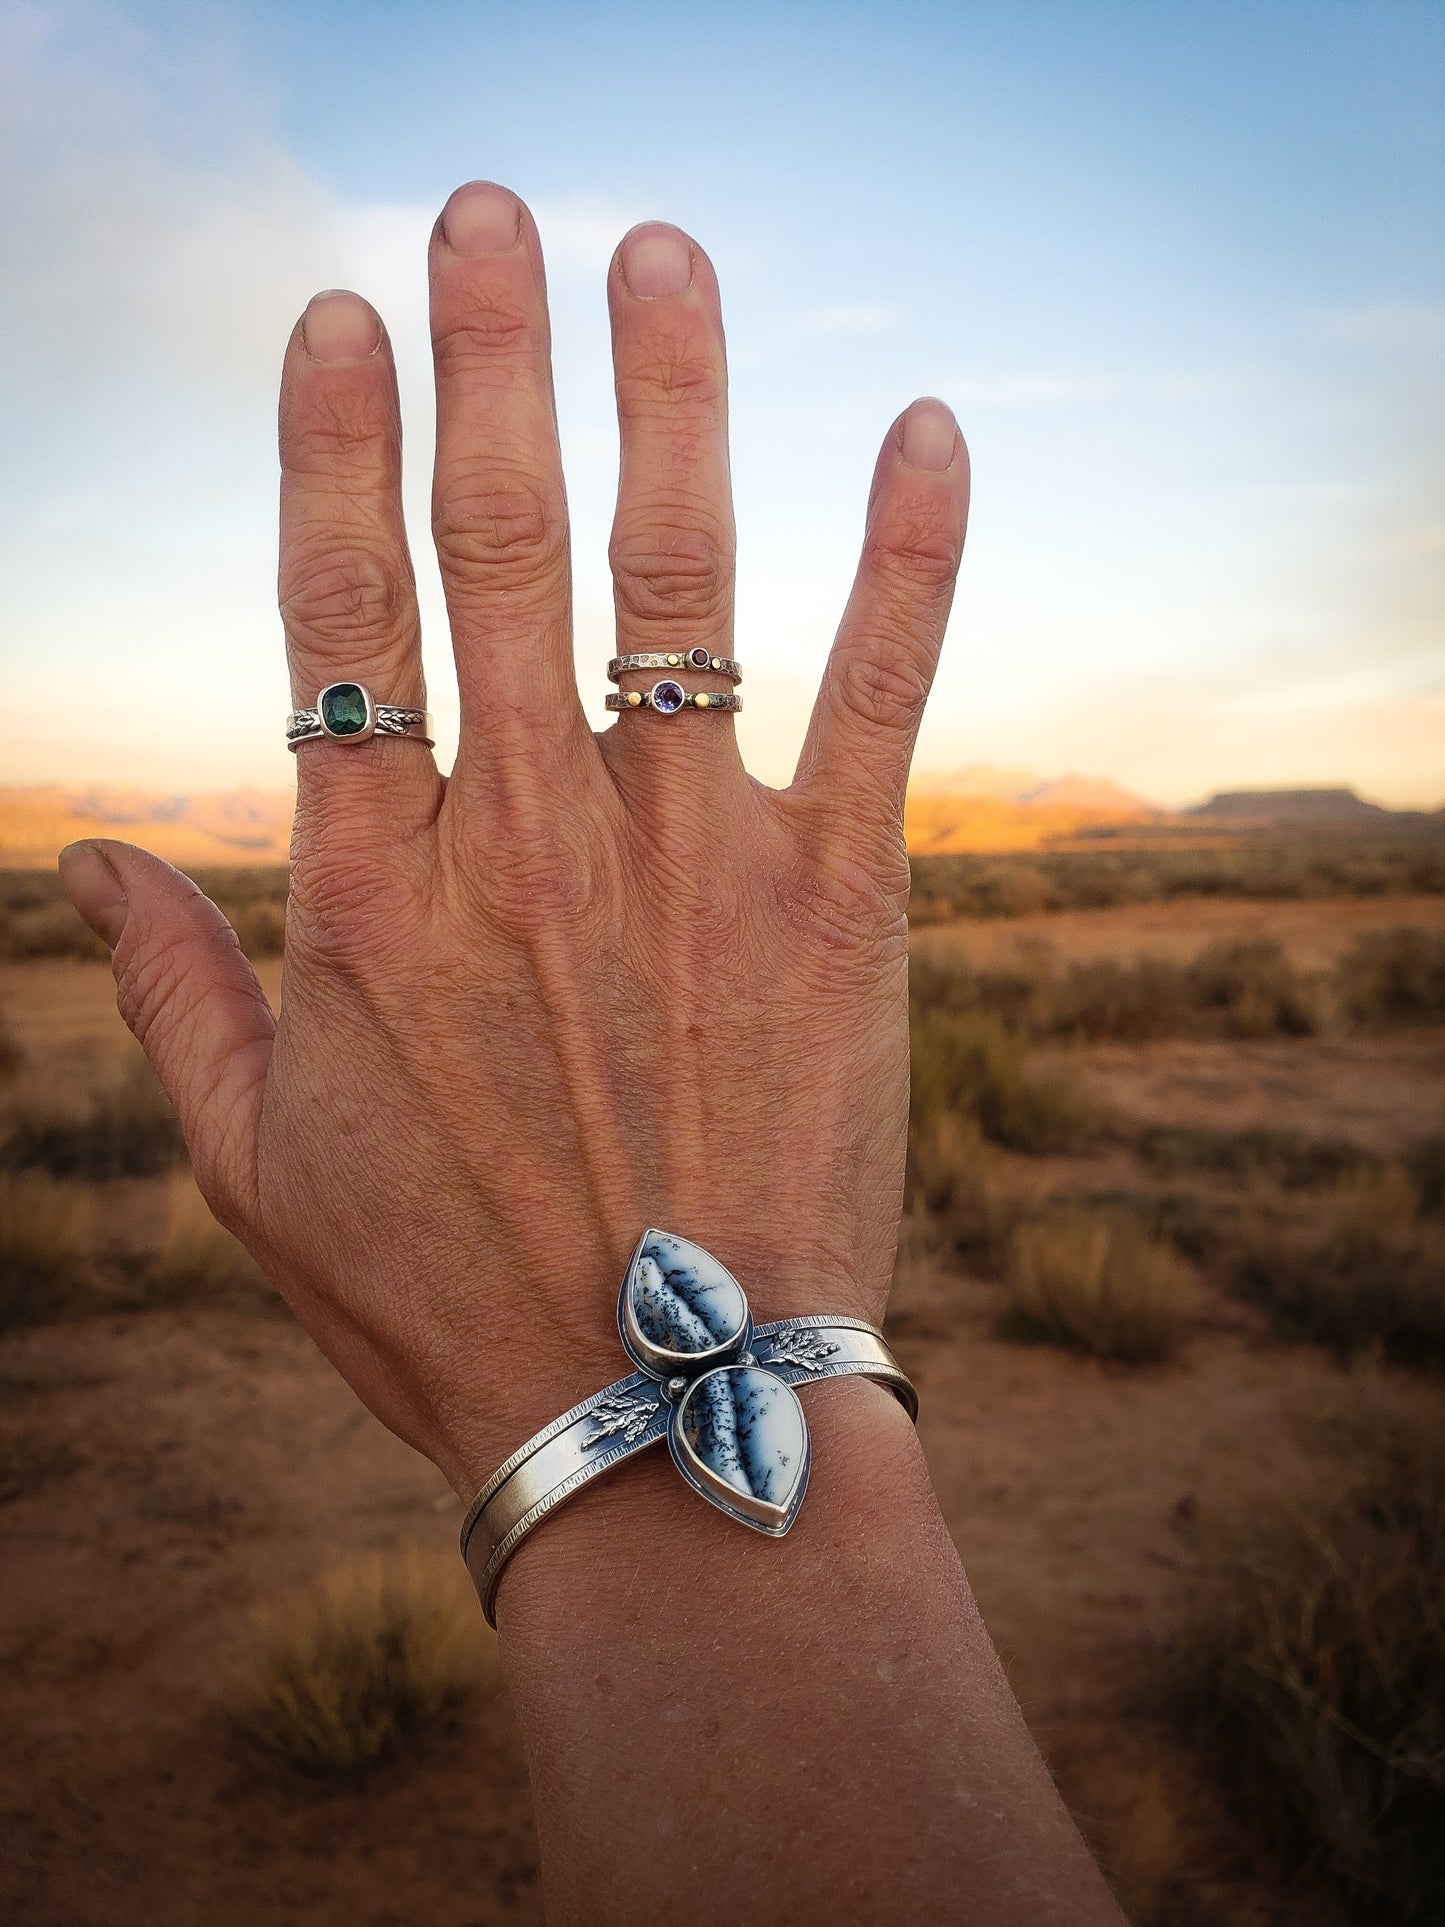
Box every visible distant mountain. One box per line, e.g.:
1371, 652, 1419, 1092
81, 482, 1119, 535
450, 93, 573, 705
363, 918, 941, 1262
1181, 787, 1412, 828
0, 787, 293, 869
904, 766, 1158, 853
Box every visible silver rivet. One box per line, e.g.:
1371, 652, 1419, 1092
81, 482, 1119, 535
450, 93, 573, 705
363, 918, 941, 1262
667, 1376, 687, 1397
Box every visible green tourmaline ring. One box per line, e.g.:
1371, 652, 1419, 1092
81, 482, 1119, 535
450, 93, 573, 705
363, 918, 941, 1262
286, 682, 434, 750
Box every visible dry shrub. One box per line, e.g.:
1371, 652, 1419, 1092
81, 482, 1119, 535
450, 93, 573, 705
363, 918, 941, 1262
905, 1112, 1015, 1267
1139, 1123, 1362, 1189
1337, 926, 1445, 1025
1002, 1208, 1194, 1361
0, 1429, 79, 1504
229, 1546, 489, 1775
0, 1173, 91, 1329
1167, 1391, 1445, 1920
1412, 1128, 1445, 1215
0, 1002, 21, 1079
910, 1010, 1092, 1153
2, 1055, 185, 1178
1231, 1166, 1445, 1362
141, 1179, 266, 1305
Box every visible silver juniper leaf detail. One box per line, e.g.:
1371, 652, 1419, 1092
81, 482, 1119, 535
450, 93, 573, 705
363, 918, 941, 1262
583, 1392, 660, 1449
765, 1332, 842, 1372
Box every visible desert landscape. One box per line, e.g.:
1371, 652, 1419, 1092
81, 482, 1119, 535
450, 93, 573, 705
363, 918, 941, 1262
3, 781, 1444, 1926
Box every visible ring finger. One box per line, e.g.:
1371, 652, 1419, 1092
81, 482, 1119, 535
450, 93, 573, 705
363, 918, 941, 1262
278, 291, 440, 843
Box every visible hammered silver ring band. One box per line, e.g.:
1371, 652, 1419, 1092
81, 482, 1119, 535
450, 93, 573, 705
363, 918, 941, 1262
287, 681, 434, 749
609, 649, 742, 683
606, 683, 742, 714
461, 1229, 916, 1625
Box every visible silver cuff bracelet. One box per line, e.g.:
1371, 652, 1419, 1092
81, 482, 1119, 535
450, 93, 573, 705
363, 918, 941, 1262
461, 1228, 917, 1625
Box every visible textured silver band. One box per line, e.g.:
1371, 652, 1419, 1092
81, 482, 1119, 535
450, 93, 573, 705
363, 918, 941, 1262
286, 700, 434, 748
461, 1315, 914, 1625
605, 689, 742, 713
609, 651, 743, 684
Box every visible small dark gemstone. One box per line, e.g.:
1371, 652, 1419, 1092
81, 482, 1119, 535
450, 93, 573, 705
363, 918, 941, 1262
651, 679, 685, 714
320, 683, 369, 736
688, 647, 711, 669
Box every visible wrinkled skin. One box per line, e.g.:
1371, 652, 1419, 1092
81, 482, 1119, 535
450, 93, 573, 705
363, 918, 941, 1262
62, 183, 970, 1501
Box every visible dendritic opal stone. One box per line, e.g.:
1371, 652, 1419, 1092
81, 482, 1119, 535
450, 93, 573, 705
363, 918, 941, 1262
320, 682, 369, 736
650, 679, 685, 713
673, 1366, 810, 1533
620, 1229, 749, 1376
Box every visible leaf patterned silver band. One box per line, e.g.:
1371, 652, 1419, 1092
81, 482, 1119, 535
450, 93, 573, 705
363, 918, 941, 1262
461, 1313, 916, 1626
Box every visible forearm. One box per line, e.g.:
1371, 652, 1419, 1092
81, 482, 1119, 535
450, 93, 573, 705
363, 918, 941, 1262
495, 1380, 1123, 1925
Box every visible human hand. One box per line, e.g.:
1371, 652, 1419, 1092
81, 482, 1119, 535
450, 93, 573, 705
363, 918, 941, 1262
60, 181, 969, 1502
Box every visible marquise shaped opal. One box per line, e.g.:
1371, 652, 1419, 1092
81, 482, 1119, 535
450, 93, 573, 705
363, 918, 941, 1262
673, 1366, 810, 1534
320, 683, 369, 736
623, 1230, 748, 1369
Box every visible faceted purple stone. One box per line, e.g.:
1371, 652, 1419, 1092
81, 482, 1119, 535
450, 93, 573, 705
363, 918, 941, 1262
651, 679, 685, 714
688, 647, 711, 669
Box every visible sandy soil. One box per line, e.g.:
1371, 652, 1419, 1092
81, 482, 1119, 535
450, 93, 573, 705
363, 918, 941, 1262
4, 934, 1437, 1925
913, 890, 1445, 972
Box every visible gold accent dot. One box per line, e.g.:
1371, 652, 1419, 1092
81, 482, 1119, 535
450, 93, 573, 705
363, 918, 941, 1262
695, 693, 711, 709
627, 690, 643, 707
666, 653, 681, 667
711, 658, 723, 670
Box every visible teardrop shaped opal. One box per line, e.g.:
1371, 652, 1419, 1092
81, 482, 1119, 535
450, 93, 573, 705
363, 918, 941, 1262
671, 1366, 810, 1534
619, 1229, 749, 1378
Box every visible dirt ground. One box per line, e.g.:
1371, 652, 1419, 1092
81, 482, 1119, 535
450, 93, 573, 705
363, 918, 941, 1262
3, 913, 1438, 1926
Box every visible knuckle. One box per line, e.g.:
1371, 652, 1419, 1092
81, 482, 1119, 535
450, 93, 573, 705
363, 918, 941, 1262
831, 645, 931, 737
286, 841, 429, 976
617, 333, 723, 418
432, 293, 534, 369
432, 476, 566, 595
865, 507, 962, 596
282, 399, 398, 484
775, 848, 907, 958
112, 926, 224, 1052
609, 517, 733, 630
281, 545, 408, 653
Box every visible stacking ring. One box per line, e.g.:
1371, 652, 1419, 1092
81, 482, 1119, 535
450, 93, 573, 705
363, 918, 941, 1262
609, 649, 742, 684
606, 682, 742, 714
286, 682, 434, 749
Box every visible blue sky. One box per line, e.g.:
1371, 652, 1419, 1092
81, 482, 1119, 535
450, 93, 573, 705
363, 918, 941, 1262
3, 0, 1442, 802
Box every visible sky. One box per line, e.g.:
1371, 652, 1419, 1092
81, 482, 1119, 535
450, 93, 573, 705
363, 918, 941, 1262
2, 0, 1442, 806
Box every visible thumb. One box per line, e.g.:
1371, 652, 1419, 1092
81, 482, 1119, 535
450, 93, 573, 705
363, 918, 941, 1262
59, 840, 275, 1217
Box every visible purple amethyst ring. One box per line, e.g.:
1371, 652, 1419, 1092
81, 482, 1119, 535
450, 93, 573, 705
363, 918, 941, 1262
606, 682, 742, 714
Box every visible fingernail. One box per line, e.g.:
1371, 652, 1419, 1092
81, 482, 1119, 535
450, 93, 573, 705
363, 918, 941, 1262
900, 398, 958, 473
59, 843, 127, 948
302, 292, 382, 362
441, 181, 521, 256
621, 225, 693, 298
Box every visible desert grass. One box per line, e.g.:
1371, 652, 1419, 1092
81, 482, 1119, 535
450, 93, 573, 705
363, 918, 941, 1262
904, 1112, 1019, 1268
1337, 925, 1445, 1025
907, 839, 1445, 926
0, 1428, 79, 1505
0, 867, 287, 960
1166, 1387, 1445, 1921
0, 1000, 20, 1079
2, 1054, 185, 1178
0, 1173, 92, 1330
911, 936, 1318, 1043
228, 1546, 489, 1776
1001, 1207, 1195, 1361
909, 1010, 1093, 1153
1230, 1166, 1445, 1363
139, 1179, 266, 1306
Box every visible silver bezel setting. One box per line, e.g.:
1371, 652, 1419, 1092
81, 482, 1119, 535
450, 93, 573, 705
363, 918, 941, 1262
316, 680, 377, 743
668, 1366, 812, 1536
616, 1226, 753, 1381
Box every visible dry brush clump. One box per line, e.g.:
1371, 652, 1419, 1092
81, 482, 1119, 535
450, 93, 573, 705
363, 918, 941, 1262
228, 1546, 490, 1776
1001, 1207, 1196, 1362
909, 1009, 1093, 1154
1, 1054, 185, 1179
0, 1173, 92, 1330
1165, 1389, 1445, 1921
137, 1178, 267, 1307
0, 867, 288, 961
1337, 925, 1445, 1026
1229, 1166, 1445, 1364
